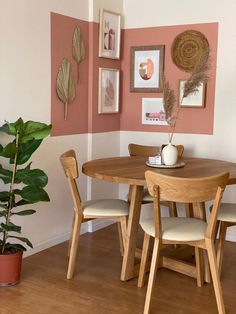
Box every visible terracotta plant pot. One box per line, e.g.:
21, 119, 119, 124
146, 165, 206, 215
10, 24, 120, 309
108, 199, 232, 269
0, 251, 23, 287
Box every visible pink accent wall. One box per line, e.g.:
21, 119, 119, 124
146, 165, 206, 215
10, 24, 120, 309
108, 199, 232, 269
51, 13, 89, 136
120, 23, 218, 135
51, 13, 121, 136
51, 14, 218, 136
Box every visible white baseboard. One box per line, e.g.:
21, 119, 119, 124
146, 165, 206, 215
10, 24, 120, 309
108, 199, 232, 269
23, 223, 88, 258
23, 219, 115, 258
226, 234, 236, 242
87, 219, 114, 232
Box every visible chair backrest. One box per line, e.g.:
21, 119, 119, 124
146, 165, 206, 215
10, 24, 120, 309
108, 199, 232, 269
60, 150, 78, 179
128, 143, 184, 157
145, 171, 229, 238
60, 150, 82, 214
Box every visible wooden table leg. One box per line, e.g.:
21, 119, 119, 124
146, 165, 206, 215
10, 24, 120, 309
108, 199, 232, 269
120, 185, 143, 281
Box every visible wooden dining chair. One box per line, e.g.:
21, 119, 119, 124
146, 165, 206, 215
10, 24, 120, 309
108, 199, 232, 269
215, 203, 236, 276
138, 171, 229, 314
128, 143, 184, 217
60, 150, 129, 279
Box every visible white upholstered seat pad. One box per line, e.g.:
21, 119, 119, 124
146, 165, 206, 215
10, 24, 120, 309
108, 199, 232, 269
218, 203, 236, 222
140, 217, 207, 241
82, 199, 129, 217
142, 188, 153, 202
142, 189, 168, 204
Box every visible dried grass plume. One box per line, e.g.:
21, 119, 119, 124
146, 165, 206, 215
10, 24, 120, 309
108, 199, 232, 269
183, 48, 210, 99
163, 76, 176, 123
163, 48, 210, 143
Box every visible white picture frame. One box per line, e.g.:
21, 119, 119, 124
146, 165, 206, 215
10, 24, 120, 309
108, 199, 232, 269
142, 98, 168, 125
98, 68, 120, 114
98, 9, 121, 59
179, 80, 206, 108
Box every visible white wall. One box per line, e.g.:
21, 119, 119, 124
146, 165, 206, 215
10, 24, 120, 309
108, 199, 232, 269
89, 0, 123, 22
121, 0, 236, 240
0, 0, 123, 256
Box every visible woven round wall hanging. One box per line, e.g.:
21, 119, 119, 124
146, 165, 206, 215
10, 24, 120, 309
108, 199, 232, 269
171, 30, 209, 72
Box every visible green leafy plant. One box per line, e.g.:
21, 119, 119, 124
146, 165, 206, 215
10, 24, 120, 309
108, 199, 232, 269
0, 118, 52, 254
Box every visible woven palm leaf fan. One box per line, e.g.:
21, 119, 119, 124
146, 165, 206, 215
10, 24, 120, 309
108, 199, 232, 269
56, 58, 76, 120
72, 26, 85, 82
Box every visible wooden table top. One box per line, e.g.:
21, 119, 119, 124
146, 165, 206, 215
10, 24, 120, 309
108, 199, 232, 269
82, 156, 236, 186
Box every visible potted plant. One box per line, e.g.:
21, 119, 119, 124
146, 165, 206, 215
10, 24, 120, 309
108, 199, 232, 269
0, 118, 51, 286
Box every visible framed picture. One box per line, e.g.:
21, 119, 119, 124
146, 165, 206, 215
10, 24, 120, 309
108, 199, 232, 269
98, 68, 120, 114
98, 9, 121, 59
130, 45, 165, 92
179, 80, 206, 108
141, 98, 168, 125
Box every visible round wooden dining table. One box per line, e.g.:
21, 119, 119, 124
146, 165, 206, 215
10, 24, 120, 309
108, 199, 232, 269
82, 156, 236, 281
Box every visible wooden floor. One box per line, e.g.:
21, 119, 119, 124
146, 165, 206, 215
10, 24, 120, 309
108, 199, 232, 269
1, 224, 236, 314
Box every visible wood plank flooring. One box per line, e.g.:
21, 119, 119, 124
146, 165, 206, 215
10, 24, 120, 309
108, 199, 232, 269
1, 224, 236, 314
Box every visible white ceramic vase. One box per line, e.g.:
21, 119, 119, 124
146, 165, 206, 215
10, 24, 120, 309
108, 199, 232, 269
162, 143, 178, 166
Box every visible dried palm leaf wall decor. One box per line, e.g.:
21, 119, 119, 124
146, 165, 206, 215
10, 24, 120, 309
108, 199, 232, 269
72, 26, 85, 82
56, 58, 76, 120
55, 26, 85, 121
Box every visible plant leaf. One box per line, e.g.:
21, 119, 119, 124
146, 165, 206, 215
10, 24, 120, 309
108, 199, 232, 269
8, 236, 33, 248
15, 199, 33, 207
11, 209, 36, 216
16, 139, 42, 165
5, 243, 26, 252
1, 222, 21, 233
16, 167, 48, 187
56, 58, 76, 120
0, 118, 24, 135
0, 164, 15, 184
15, 186, 50, 203
0, 191, 10, 202
0, 203, 7, 209
20, 121, 52, 143
0, 210, 7, 217
0, 141, 16, 159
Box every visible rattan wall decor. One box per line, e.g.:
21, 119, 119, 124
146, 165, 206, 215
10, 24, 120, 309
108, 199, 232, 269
171, 30, 209, 72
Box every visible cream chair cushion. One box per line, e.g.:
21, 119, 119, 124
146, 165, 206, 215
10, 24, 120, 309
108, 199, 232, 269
140, 217, 207, 241
217, 203, 236, 222
142, 188, 153, 202
82, 199, 129, 217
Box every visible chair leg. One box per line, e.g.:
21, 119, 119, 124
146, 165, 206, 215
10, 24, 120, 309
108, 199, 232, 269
205, 239, 226, 314
203, 249, 211, 283
117, 222, 124, 256
67, 212, 75, 257
217, 221, 227, 276
67, 212, 82, 279
138, 233, 151, 287
195, 247, 204, 287
117, 217, 127, 256
143, 237, 161, 314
